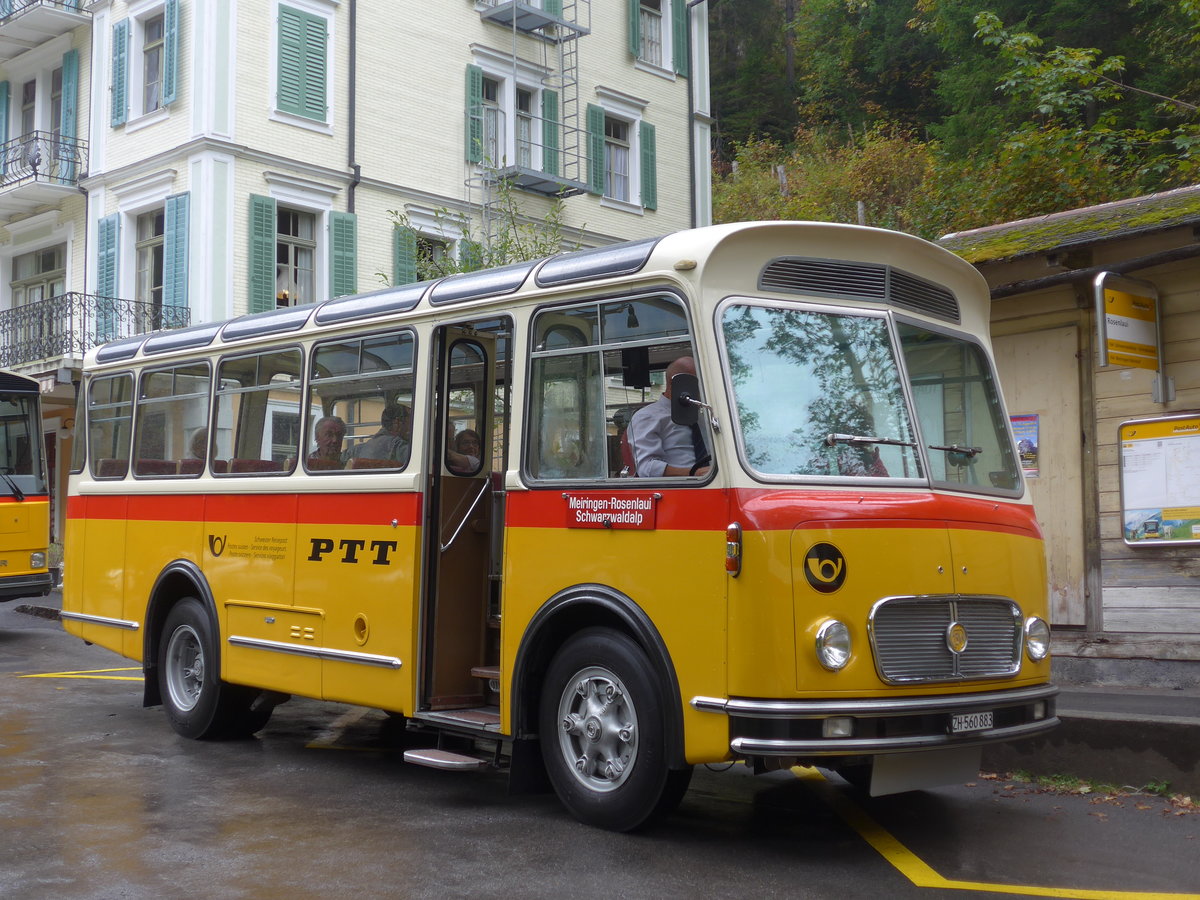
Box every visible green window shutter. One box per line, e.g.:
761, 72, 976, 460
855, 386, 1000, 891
60, 50, 79, 137
60, 51, 79, 182
278, 5, 327, 121
111, 19, 128, 127
163, 0, 179, 104
393, 225, 418, 285
163, 193, 190, 312
330, 211, 357, 298
671, 0, 690, 76
627, 0, 641, 57
586, 104, 606, 195
0, 82, 9, 178
639, 121, 657, 210
465, 65, 484, 163
97, 213, 120, 341
545, 0, 563, 16
248, 194, 276, 313
542, 90, 559, 177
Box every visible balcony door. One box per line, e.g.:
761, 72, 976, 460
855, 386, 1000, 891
9, 245, 65, 357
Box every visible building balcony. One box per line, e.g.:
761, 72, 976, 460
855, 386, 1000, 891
0, 292, 190, 370
0, 1, 91, 62
479, 1, 590, 40
0, 131, 88, 217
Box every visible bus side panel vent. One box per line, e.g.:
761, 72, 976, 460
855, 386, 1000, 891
760, 257, 961, 324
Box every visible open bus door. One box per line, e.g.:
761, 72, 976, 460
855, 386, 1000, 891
422, 326, 498, 710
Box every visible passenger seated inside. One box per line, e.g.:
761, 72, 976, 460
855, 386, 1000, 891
447, 428, 482, 475
307, 415, 345, 470
626, 356, 711, 478
344, 403, 411, 466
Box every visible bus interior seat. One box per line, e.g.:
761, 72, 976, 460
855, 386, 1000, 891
134, 458, 181, 476
95, 458, 130, 478
345, 457, 396, 470
230, 458, 284, 473
305, 457, 342, 471
177, 458, 205, 475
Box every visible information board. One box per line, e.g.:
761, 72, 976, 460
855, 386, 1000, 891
1119, 415, 1200, 546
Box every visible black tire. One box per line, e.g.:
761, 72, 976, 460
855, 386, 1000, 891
158, 597, 271, 739
539, 627, 690, 831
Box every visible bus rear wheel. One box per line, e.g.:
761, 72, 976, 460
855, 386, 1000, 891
539, 627, 691, 831
158, 597, 271, 739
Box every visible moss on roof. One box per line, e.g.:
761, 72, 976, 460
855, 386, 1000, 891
937, 186, 1200, 264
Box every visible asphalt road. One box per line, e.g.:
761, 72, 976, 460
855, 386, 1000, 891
3, 600, 1198, 900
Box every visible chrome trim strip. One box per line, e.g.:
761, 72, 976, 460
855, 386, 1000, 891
730, 717, 1060, 756
227, 635, 402, 669
58, 610, 140, 631
691, 683, 1058, 718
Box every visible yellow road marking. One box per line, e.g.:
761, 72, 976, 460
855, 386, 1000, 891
19, 667, 143, 682
794, 767, 1200, 899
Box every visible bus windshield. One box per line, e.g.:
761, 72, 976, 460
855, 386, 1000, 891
0, 392, 45, 495
721, 304, 1021, 494
721, 303, 921, 480
897, 320, 1022, 494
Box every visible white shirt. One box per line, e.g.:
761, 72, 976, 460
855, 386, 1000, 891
627, 395, 700, 477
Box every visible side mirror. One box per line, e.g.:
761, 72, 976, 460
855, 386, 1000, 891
670, 372, 701, 426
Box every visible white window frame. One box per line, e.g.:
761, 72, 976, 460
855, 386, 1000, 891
471, 45, 550, 172
111, 167, 177, 307
595, 86, 648, 215
405, 203, 465, 272
263, 170, 338, 305
269, 0, 337, 135
3, 36, 70, 144
636, 0, 675, 78
125, 0, 171, 130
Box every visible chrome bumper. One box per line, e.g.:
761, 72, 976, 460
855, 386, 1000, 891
692, 683, 1059, 757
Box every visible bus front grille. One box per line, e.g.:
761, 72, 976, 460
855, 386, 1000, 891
867, 595, 1022, 684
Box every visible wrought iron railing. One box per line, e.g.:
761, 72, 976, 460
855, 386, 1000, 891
0, 131, 88, 191
0, 292, 190, 368
0, 1, 88, 20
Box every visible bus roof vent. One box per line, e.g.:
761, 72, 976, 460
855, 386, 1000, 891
143, 322, 223, 355
760, 257, 960, 323
315, 282, 427, 325
888, 269, 961, 323
221, 304, 315, 342
536, 237, 660, 288
95, 336, 146, 363
429, 260, 535, 305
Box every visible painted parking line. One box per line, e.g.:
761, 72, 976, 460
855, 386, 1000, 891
794, 767, 1200, 900
19, 667, 143, 682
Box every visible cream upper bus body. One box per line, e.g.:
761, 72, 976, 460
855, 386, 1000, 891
64, 221, 1054, 824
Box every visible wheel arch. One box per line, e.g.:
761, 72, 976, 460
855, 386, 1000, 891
141, 560, 219, 709
511, 583, 687, 769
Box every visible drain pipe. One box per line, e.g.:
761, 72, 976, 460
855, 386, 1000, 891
347, 0, 361, 212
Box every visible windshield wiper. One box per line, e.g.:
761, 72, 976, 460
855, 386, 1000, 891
0, 472, 25, 502
928, 444, 983, 458
825, 433, 917, 449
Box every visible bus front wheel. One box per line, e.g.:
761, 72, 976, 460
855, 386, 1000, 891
158, 597, 269, 740
539, 627, 691, 831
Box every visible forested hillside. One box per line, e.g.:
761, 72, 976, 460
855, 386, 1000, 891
710, 0, 1200, 238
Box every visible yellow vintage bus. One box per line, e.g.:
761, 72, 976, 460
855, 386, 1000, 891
63, 221, 1056, 830
0, 370, 52, 603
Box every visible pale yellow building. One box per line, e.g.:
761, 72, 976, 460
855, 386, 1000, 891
0, 0, 713, 541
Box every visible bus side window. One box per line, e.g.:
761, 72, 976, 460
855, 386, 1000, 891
88, 373, 135, 480
308, 331, 415, 473
213, 349, 303, 476
132, 362, 211, 477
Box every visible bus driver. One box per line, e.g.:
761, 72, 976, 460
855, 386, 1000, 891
626, 356, 711, 478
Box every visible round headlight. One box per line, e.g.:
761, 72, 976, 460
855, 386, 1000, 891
1024, 616, 1051, 661
30, 551, 46, 569
815, 619, 852, 671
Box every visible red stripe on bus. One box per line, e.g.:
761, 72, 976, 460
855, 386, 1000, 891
504, 487, 1040, 537
67, 492, 422, 527
0, 494, 49, 503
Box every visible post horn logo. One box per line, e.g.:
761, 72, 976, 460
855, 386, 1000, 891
804, 542, 846, 593
208, 534, 227, 558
